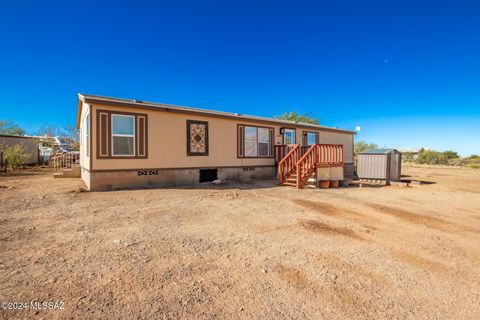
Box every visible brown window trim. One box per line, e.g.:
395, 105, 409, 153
280, 127, 297, 145
302, 130, 319, 146
237, 124, 275, 159
186, 120, 209, 156
96, 109, 148, 159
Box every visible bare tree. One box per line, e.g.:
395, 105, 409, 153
37, 124, 59, 138
0, 120, 25, 136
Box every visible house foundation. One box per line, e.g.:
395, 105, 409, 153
84, 166, 277, 191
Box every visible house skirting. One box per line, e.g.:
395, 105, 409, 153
344, 163, 354, 178
82, 166, 277, 191
80, 163, 353, 191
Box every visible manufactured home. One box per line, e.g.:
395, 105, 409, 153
75, 94, 355, 191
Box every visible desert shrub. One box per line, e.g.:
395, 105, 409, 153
442, 150, 460, 160
462, 155, 480, 168
402, 153, 416, 163
448, 158, 463, 166
416, 149, 449, 165
465, 154, 480, 161
3, 144, 30, 171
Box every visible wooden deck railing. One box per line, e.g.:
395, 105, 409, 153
53, 152, 80, 173
274, 144, 298, 163
296, 144, 343, 188
300, 146, 310, 156
316, 144, 343, 166
296, 144, 319, 188
277, 144, 300, 183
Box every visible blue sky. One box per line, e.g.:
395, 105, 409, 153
0, 0, 479, 155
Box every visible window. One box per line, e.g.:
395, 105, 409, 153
306, 132, 317, 145
283, 129, 296, 144
258, 127, 269, 156
245, 127, 257, 157
244, 126, 270, 157
187, 120, 209, 156
96, 110, 148, 159
85, 112, 89, 157
112, 114, 135, 156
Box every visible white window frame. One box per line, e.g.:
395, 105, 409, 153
306, 132, 317, 146
244, 126, 270, 157
85, 111, 89, 157
257, 127, 270, 157
244, 126, 258, 157
111, 114, 136, 156
283, 129, 296, 145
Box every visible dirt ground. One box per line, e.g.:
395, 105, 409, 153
1, 166, 480, 319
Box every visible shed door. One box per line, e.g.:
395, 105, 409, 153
390, 153, 401, 181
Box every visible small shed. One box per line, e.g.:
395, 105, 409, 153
357, 149, 402, 183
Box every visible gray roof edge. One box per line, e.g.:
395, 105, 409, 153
360, 148, 399, 154
78, 93, 356, 134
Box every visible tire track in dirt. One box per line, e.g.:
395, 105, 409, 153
292, 199, 383, 228
292, 199, 365, 219
392, 251, 449, 274
272, 263, 379, 317
392, 250, 480, 286
364, 202, 480, 235
298, 220, 363, 240
310, 253, 392, 287
291, 199, 383, 238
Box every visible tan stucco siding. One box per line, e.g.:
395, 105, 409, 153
319, 131, 354, 163
88, 103, 354, 170
91, 104, 277, 170
79, 103, 90, 170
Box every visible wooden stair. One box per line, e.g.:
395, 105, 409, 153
277, 143, 344, 189
53, 166, 80, 178
52, 152, 80, 178
283, 171, 317, 188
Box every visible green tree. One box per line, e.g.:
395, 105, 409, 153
0, 120, 25, 136
274, 111, 319, 125
3, 144, 30, 171
354, 141, 378, 155
442, 150, 459, 160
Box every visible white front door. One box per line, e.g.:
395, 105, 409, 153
283, 129, 296, 145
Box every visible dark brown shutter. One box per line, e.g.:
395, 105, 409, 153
237, 125, 244, 158
269, 128, 274, 157
97, 111, 109, 158
315, 132, 319, 144
136, 115, 147, 157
